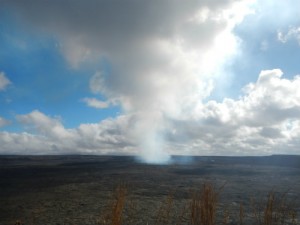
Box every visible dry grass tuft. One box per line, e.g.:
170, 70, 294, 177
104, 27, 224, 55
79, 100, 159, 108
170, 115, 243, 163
98, 184, 127, 225
251, 190, 298, 225
264, 192, 275, 225
111, 185, 127, 225
190, 182, 223, 225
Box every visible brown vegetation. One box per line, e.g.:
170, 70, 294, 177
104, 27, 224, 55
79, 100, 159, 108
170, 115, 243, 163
251, 191, 298, 225
190, 183, 220, 225
13, 182, 299, 225
53, 182, 299, 225
98, 184, 127, 225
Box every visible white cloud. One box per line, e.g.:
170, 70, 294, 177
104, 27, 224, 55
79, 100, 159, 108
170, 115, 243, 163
0, 117, 10, 128
17, 110, 71, 139
89, 72, 106, 94
81, 97, 109, 109
166, 69, 300, 156
1, 110, 135, 155
0, 72, 11, 91
277, 27, 300, 45
1, 69, 300, 156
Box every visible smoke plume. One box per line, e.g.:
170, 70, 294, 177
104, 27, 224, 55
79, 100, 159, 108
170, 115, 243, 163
2, 0, 254, 163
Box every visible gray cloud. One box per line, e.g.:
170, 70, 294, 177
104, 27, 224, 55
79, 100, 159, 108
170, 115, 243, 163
0, 117, 10, 128
260, 127, 283, 139
0, 72, 11, 91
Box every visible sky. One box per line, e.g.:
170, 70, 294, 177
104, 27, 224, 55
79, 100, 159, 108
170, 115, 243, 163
0, 0, 300, 163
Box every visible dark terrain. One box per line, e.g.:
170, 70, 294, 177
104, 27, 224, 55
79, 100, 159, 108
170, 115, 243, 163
0, 155, 299, 225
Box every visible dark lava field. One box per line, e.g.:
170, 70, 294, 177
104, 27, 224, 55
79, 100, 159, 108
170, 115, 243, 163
0, 155, 299, 225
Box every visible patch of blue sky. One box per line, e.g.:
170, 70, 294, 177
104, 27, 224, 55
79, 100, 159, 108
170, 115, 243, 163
0, 12, 121, 132
224, 5, 300, 99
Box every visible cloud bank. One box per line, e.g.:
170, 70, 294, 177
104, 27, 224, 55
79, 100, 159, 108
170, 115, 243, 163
167, 69, 300, 156
1, 69, 300, 157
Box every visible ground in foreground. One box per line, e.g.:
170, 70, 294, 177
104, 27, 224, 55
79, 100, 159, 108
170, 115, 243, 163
0, 155, 299, 225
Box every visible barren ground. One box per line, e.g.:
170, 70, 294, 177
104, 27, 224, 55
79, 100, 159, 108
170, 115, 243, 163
0, 155, 299, 225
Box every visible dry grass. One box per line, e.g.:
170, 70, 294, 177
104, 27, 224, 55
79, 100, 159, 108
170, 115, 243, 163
189, 182, 224, 225
14, 182, 299, 225
111, 185, 127, 225
264, 192, 275, 225
95, 183, 299, 225
251, 191, 298, 225
98, 184, 127, 225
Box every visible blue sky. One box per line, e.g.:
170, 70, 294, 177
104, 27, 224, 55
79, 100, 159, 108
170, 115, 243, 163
0, 12, 120, 131
0, 0, 300, 162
